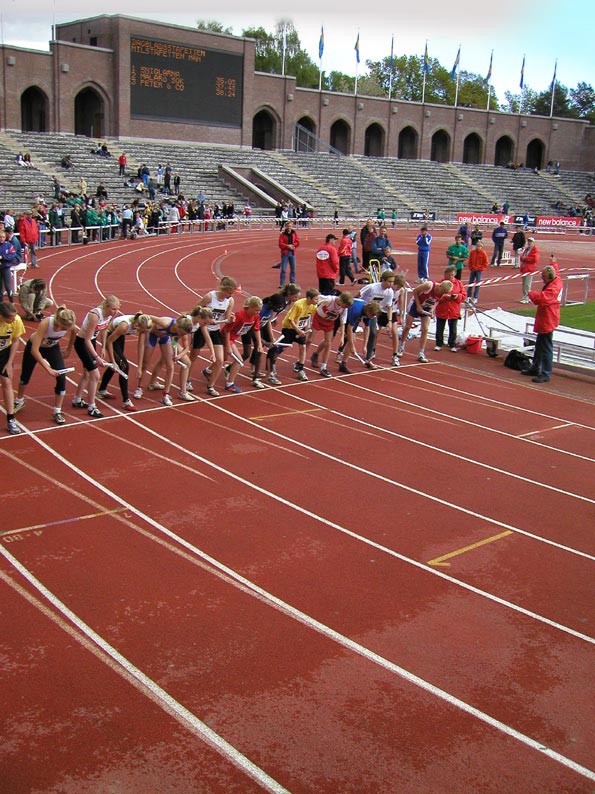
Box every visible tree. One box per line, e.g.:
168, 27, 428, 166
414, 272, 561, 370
325, 71, 355, 93
242, 20, 319, 88
533, 83, 571, 117
569, 82, 595, 122
196, 20, 233, 34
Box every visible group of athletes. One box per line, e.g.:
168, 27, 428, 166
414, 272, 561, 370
0, 263, 463, 434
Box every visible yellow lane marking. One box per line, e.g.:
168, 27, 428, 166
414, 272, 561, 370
1, 508, 128, 539
250, 408, 323, 421
427, 530, 513, 567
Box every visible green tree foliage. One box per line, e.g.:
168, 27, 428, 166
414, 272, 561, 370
196, 19, 233, 34
569, 82, 595, 122
366, 55, 497, 108
242, 20, 319, 88
325, 71, 355, 93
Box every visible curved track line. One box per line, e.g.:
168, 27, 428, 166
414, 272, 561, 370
3, 434, 594, 784
0, 550, 289, 794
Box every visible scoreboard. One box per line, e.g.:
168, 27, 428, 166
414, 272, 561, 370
130, 37, 243, 127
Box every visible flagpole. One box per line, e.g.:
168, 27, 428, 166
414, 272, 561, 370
281, 23, 287, 77
485, 50, 493, 111
422, 40, 428, 104
388, 34, 394, 101
454, 68, 460, 108
549, 59, 557, 118
354, 31, 360, 96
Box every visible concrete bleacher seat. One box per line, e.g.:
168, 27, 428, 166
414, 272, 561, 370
1, 131, 591, 223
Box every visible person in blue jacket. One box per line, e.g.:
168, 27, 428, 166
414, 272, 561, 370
415, 225, 432, 280
491, 221, 508, 266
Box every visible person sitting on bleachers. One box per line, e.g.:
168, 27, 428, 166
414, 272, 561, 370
23, 152, 33, 167
16, 152, 25, 166
96, 183, 109, 201
60, 155, 73, 170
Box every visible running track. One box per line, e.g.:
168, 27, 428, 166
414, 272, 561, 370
1, 229, 594, 793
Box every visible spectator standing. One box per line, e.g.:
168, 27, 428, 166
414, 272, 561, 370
470, 224, 483, 246
458, 222, 470, 246
467, 241, 489, 304
278, 220, 299, 287
18, 211, 40, 268
118, 153, 127, 176
337, 228, 356, 286
511, 225, 526, 268
522, 265, 563, 383
415, 225, 432, 280
490, 221, 508, 267
446, 233, 469, 281
0, 229, 18, 302
519, 237, 540, 303
434, 266, 467, 352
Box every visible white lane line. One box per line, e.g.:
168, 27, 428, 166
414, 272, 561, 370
1, 474, 593, 784
9, 418, 594, 648
396, 367, 595, 431
254, 382, 595, 505
0, 554, 289, 794
517, 423, 575, 438
343, 376, 595, 464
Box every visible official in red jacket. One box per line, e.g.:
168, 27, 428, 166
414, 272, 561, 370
16, 211, 40, 268
519, 236, 540, 303
522, 264, 563, 383
278, 221, 300, 288
434, 266, 467, 351
315, 234, 340, 295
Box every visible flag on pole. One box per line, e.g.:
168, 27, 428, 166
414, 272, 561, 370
450, 47, 460, 80
485, 50, 493, 84
423, 41, 429, 74
319, 26, 324, 60
550, 59, 557, 92
520, 54, 525, 89
389, 34, 394, 71
355, 33, 360, 64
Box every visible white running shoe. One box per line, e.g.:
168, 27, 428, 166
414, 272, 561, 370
162, 394, 173, 406
133, 387, 143, 400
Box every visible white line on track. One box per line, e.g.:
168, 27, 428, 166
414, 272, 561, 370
396, 366, 595, 431
0, 553, 289, 794
340, 376, 595, 464
2, 432, 594, 784
517, 423, 575, 438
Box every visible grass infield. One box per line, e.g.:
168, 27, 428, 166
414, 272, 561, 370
513, 301, 595, 332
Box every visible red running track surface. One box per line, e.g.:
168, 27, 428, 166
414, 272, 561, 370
1, 229, 594, 792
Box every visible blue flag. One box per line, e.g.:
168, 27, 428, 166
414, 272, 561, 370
450, 47, 460, 80
485, 51, 493, 84
319, 27, 324, 60
389, 34, 394, 72
520, 55, 525, 89
550, 59, 557, 93
355, 33, 360, 64
423, 42, 429, 74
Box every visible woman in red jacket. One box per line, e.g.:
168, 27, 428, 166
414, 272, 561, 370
519, 237, 540, 303
523, 265, 563, 383
278, 220, 300, 287
434, 266, 467, 352
467, 240, 489, 304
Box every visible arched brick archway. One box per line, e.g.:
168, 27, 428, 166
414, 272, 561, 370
21, 86, 48, 132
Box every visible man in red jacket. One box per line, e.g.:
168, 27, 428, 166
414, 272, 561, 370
522, 264, 563, 383
278, 220, 300, 287
17, 211, 40, 268
315, 233, 339, 295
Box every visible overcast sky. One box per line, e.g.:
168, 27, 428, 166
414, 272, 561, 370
2, 1, 594, 106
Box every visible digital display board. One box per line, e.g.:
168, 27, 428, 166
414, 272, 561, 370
130, 37, 243, 127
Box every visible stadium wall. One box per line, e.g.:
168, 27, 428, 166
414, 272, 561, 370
0, 14, 593, 171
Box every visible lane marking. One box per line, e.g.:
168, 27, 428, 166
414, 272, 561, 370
344, 378, 595, 464
0, 508, 127, 539
517, 423, 574, 438
273, 385, 595, 506
2, 519, 593, 784
0, 555, 289, 794
250, 408, 323, 421
396, 367, 595, 432
428, 531, 514, 567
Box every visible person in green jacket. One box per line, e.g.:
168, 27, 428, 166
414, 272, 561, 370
446, 233, 469, 280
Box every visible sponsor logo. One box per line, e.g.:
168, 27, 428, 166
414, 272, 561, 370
535, 216, 581, 227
